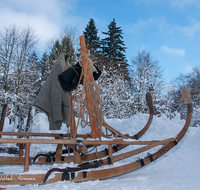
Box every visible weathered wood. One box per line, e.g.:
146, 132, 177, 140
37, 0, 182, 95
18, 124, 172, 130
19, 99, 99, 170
55, 144, 62, 162
19, 144, 23, 157
73, 150, 82, 165
133, 114, 153, 140
0, 132, 91, 139
65, 58, 77, 139
80, 36, 99, 139
0, 145, 127, 165
0, 104, 8, 137
111, 137, 175, 163
24, 144, 30, 172
0, 109, 191, 185
69, 92, 76, 138
0, 156, 32, 165
0, 138, 167, 145
108, 144, 112, 158
102, 122, 127, 138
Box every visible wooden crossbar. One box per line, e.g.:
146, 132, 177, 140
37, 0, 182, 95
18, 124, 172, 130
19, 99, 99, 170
0, 132, 91, 138
0, 138, 175, 145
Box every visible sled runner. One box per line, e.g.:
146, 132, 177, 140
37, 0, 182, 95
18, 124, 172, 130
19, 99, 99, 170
0, 36, 192, 186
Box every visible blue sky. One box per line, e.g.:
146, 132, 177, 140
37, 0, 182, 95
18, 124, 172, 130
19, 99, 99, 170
0, 0, 200, 82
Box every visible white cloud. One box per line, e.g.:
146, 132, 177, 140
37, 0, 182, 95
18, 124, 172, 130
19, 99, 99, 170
182, 19, 200, 37
0, 0, 79, 50
170, 0, 200, 8
126, 17, 169, 36
160, 46, 185, 56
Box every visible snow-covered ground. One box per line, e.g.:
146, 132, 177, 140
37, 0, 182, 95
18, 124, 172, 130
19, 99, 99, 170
0, 111, 200, 190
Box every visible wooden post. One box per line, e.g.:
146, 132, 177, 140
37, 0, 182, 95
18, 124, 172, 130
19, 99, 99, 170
65, 58, 76, 139
24, 143, 30, 172
108, 144, 112, 158
73, 150, 82, 165
55, 144, 62, 161
79, 36, 99, 139
69, 92, 76, 139
19, 144, 23, 157
0, 104, 8, 138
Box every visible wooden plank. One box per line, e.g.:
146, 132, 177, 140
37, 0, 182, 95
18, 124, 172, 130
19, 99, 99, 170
73, 150, 82, 165
80, 36, 99, 139
24, 144, 30, 172
0, 145, 127, 165
111, 137, 174, 163
102, 122, 127, 139
0, 95, 192, 185
19, 144, 23, 157
108, 144, 112, 158
55, 144, 62, 161
0, 132, 91, 138
65, 57, 77, 139
69, 92, 76, 138
134, 114, 153, 139
0, 138, 174, 145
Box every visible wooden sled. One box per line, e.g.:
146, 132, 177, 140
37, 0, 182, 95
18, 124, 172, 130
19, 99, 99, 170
0, 86, 192, 186
0, 36, 193, 186
0, 36, 154, 165
0, 90, 154, 165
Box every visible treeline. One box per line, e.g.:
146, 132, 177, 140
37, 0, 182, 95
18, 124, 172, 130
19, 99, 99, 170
0, 19, 199, 127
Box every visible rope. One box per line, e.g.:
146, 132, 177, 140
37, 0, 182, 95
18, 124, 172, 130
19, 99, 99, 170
73, 49, 120, 139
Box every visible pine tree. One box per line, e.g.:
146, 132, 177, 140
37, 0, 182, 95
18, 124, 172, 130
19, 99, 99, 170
49, 36, 76, 69
83, 18, 100, 52
49, 39, 61, 68
100, 18, 129, 80
83, 18, 101, 68
40, 51, 50, 83
60, 36, 76, 67
101, 19, 125, 61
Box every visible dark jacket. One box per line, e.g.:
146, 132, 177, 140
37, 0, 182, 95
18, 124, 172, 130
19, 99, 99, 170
58, 62, 101, 92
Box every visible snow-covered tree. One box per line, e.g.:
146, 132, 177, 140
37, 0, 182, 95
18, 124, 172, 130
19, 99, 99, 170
0, 25, 39, 121
98, 67, 136, 119
130, 49, 164, 113
48, 35, 77, 69
167, 66, 200, 126
0, 25, 18, 105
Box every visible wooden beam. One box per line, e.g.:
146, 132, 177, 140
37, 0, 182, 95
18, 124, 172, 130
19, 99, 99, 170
0, 137, 175, 146
0, 132, 91, 139
24, 144, 30, 172
55, 144, 62, 161
108, 144, 112, 158
19, 144, 23, 157
69, 92, 76, 138
80, 36, 99, 139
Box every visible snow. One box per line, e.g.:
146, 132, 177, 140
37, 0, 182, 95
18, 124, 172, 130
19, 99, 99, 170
1, 112, 200, 190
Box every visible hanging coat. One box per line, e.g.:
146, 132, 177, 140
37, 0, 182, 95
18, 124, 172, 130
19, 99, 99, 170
33, 53, 70, 130
58, 62, 102, 92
